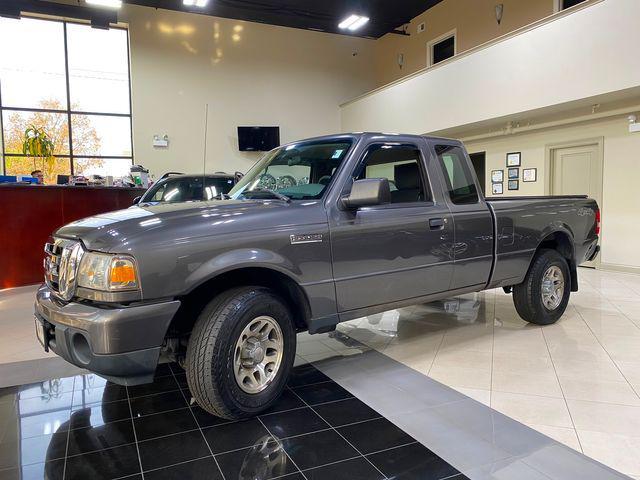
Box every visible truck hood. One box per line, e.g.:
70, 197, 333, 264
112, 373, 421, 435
55, 199, 326, 252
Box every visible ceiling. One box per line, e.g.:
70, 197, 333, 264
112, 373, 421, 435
124, 0, 444, 39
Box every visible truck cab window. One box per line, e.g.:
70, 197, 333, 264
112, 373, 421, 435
435, 144, 479, 204
356, 144, 428, 203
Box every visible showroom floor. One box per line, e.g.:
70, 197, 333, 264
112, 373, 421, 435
1, 267, 639, 479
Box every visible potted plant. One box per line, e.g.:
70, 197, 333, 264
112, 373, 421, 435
22, 125, 55, 178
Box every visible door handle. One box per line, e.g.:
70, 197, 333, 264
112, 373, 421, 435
429, 218, 445, 230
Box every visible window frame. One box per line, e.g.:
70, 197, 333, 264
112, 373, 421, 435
554, 0, 588, 12
0, 16, 134, 177
426, 29, 457, 67
349, 142, 434, 209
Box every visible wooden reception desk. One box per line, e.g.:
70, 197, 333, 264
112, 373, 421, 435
0, 184, 143, 289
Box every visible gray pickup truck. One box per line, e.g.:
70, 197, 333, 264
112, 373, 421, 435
35, 133, 599, 419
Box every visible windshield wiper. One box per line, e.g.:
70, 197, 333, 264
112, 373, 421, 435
245, 188, 291, 203
214, 193, 231, 200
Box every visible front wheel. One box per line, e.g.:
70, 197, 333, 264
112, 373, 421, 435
513, 249, 571, 325
185, 287, 296, 420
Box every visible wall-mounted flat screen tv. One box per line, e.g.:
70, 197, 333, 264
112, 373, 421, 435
238, 126, 280, 152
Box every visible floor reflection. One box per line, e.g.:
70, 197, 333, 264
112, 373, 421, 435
0, 362, 465, 480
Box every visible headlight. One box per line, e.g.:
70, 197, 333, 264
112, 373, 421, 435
77, 252, 140, 292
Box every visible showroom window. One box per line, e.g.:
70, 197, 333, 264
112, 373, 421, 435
0, 16, 133, 184
427, 30, 456, 66
356, 144, 429, 204
435, 144, 479, 205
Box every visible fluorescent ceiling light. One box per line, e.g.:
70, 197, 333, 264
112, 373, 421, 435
183, 0, 209, 6
338, 14, 369, 31
86, 0, 122, 7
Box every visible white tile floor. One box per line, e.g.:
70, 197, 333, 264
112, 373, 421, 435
3, 268, 640, 477
327, 267, 640, 479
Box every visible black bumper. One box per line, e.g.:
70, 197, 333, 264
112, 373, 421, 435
34, 285, 180, 385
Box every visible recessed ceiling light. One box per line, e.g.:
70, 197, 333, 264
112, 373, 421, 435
183, 0, 209, 7
338, 14, 369, 31
86, 0, 122, 8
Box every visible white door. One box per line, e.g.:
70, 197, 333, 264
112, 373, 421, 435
551, 143, 602, 267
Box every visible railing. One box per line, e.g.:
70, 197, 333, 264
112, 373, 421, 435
340, 0, 640, 135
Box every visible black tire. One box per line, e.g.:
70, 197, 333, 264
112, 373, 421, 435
185, 286, 296, 420
513, 249, 571, 325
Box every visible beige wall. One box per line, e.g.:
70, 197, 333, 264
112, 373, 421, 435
341, 0, 640, 136
374, 0, 553, 86
465, 115, 640, 270
120, 5, 376, 177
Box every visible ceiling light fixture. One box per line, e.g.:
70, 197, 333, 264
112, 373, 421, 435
338, 14, 369, 31
86, 0, 122, 8
183, 0, 209, 7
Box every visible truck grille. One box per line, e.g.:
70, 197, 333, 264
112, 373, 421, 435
44, 238, 84, 301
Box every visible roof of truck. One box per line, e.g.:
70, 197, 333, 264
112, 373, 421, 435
280, 132, 459, 147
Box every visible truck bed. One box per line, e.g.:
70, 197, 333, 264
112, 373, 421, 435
486, 195, 599, 289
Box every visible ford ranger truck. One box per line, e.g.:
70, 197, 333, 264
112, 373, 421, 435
34, 133, 600, 419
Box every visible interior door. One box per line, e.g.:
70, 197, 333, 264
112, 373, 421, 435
329, 142, 454, 313
551, 143, 602, 266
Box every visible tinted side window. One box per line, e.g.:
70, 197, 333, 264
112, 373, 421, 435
356, 144, 428, 204
435, 144, 479, 205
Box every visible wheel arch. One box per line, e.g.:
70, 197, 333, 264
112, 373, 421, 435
534, 229, 578, 292
167, 266, 312, 340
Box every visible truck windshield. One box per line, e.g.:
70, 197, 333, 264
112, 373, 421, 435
229, 140, 353, 201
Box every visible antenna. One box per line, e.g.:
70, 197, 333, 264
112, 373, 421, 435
203, 103, 209, 174
202, 103, 208, 196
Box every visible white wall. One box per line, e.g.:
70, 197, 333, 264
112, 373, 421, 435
466, 115, 640, 270
122, 5, 376, 177
340, 0, 640, 135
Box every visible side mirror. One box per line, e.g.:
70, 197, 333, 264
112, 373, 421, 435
132, 196, 141, 205
342, 178, 391, 209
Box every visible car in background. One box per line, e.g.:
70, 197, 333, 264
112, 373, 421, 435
134, 172, 240, 204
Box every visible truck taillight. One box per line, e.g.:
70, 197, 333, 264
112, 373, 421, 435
595, 209, 601, 235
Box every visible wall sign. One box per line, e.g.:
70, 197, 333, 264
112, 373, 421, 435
492, 183, 503, 194
523, 168, 537, 182
506, 152, 521, 167
491, 170, 503, 183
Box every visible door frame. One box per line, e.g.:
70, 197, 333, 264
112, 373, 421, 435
544, 136, 604, 268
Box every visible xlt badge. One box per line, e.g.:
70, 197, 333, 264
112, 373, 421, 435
290, 234, 323, 244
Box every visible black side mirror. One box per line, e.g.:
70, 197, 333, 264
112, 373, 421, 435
342, 178, 391, 209
133, 196, 141, 205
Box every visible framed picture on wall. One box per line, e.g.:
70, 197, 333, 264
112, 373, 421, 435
508, 179, 519, 190
523, 168, 537, 182
506, 152, 521, 167
492, 183, 503, 195
508, 168, 519, 180
491, 170, 503, 183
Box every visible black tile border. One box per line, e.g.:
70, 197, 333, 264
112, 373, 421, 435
0, 363, 465, 480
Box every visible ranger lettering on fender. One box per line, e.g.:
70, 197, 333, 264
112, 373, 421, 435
290, 233, 323, 244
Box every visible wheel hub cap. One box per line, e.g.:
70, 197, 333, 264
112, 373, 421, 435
541, 265, 565, 310
234, 316, 284, 394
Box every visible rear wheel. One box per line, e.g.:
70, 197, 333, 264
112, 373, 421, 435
513, 249, 571, 325
185, 287, 296, 419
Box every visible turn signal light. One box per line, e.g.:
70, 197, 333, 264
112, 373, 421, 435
109, 258, 139, 290
595, 209, 601, 236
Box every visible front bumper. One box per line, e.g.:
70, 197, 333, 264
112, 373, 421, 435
34, 285, 180, 385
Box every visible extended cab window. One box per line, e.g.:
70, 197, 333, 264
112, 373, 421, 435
435, 144, 479, 205
356, 144, 428, 204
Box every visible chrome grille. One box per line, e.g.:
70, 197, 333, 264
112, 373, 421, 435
44, 238, 83, 301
